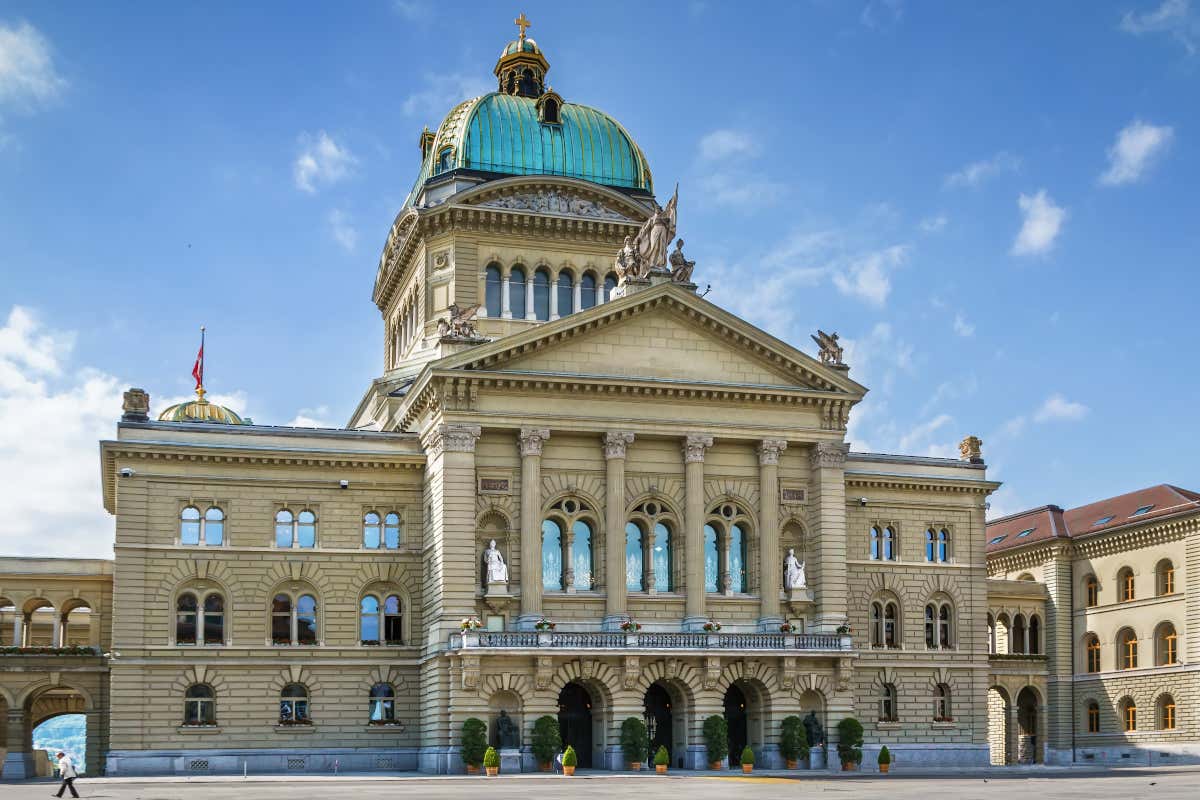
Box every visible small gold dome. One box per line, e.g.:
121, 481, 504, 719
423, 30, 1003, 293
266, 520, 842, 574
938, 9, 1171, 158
158, 388, 246, 425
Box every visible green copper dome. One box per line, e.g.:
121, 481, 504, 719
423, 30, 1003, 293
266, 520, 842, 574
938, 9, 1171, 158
502, 37, 541, 56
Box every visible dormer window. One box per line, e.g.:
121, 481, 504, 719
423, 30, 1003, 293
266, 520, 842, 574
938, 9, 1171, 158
436, 147, 454, 173
538, 90, 563, 125
542, 97, 559, 123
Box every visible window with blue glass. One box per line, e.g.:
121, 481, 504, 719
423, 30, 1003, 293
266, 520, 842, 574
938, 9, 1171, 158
533, 268, 551, 321
626, 522, 644, 591
541, 519, 563, 591
509, 266, 527, 319
542, 497, 597, 592
580, 273, 597, 309
706, 502, 753, 594
556, 272, 574, 316
703, 524, 720, 593
485, 264, 503, 318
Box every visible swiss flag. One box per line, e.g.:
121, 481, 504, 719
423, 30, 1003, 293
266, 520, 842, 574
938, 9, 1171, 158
192, 341, 204, 389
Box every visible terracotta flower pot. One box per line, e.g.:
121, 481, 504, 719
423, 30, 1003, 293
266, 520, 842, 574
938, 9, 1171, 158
841, 761, 855, 772
563, 765, 576, 776
785, 759, 797, 769
742, 764, 753, 774
486, 766, 499, 777
629, 762, 642, 771
710, 761, 723, 770
466, 765, 480, 775
879, 763, 890, 774
656, 764, 667, 774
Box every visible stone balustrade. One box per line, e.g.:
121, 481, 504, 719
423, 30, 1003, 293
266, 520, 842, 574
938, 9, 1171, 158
449, 630, 851, 652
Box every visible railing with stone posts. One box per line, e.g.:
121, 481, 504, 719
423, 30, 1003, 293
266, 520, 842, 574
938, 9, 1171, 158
448, 630, 851, 652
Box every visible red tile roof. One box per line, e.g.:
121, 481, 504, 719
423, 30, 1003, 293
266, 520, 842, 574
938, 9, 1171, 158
986, 484, 1200, 554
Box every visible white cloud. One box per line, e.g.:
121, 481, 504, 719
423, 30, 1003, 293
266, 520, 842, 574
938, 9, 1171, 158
401, 72, 490, 120
293, 131, 358, 194
1011, 189, 1067, 256
1033, 393, 1089, 423
944, 152, 1021, 188
952, 312, 975, 337
861, 0, 904, 29
694, 128, 785, 210
1120, 0, 1199, 54
698, 129, 759, 161
286, 406, 333, 428
919, 214, 948, 233
831, 244, 909, 307
898, 413, 953, 453
328, 209, 357, 251
1099, 120, 1175, 186
0, 21, 66, 110
0, 306, 121, 559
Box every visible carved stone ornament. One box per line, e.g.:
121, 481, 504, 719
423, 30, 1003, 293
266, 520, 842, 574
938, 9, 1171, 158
668, 238, 695, 284
809, 441, 849, 470
703, 656, 721, 690
121, 387, 150, 422
477, 188, 633, 221
426, 424, 481, 456
461, 654, 481, 691
437, 303, 484, 340
535, 655, 554, 691
810, 329, 845, 366
603, 431, 636, 460
623, 656, 640, 690
757, 438, 788, 466
835, 656, 854, 693
959, 435, 983, 463
779, 656, 797, 691
682, 433, 714, 463
518, 427, 551, 457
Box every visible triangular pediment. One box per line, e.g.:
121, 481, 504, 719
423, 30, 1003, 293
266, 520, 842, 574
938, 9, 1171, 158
432, 283, 867, 398
452, 176, 650, 223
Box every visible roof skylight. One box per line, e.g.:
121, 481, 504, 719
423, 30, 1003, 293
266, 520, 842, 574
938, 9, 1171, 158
1131, 504, 1154, 516
1094, 515, 1115, 526
1016, 528, 1036, 538
989, 535, 1008, 545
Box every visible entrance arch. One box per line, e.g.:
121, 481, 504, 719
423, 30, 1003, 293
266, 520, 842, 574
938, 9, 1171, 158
557, 682, 593, 768
1016, 687, 1040, 764
725, 684, 748, 766
987, 686, 1012, 765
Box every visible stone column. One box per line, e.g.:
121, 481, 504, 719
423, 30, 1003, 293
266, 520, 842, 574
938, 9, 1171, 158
603, 432, 635, 628
10, 610, 21, 647
549, 277, 559, 320
524, 277, 536, 321
517, 428, 551, 628
52, 613, 63, 647
1, 708, 33, 779
757, 439, 787, 630
809, 442, 849, 633
501, 273, 512, 319
572, 280, 582, 313
683, 434, 713, 630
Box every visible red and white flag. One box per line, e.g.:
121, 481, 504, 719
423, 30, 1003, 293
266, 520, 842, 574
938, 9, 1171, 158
191, 329, 205, 389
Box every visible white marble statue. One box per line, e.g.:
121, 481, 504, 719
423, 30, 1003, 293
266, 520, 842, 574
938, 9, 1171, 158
483, 539, 509, 584
784, 548, 806, 589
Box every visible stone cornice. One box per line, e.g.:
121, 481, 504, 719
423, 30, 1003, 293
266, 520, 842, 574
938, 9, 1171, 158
985, 512, 1199, 570
845, 471, 999, 496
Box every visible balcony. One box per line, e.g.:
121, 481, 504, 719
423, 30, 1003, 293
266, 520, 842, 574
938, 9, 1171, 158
449, 630, 852, 652
0, 645, 101, 656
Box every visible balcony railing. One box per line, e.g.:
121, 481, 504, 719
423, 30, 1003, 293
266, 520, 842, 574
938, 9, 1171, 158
449, 630, 851, 652
0, 646, 101, 656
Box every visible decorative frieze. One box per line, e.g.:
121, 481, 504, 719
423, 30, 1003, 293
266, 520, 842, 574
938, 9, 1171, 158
518, 428, 551, 457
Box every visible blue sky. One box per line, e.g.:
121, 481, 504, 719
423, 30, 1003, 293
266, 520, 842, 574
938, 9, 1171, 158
1, 1, 1198, 557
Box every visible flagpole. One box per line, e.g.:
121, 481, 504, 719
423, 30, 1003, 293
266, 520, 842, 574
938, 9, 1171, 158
198, 326, 206, 400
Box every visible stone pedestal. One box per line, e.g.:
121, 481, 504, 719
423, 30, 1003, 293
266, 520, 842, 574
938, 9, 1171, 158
486, 581, 510, 596
809, 745, 827, 770
787, 587, 815, 604
499, 748, 522, 774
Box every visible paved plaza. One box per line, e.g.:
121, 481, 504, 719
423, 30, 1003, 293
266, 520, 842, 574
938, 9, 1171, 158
1, 768, 1192, 800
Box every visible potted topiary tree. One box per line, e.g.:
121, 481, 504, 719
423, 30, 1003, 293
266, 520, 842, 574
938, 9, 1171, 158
562, 744, 578, 776
877, 745, 891, 774
483, 745, 500, 777
740, 745, 755, 774
703, 715, 729, 770
531, 715, 561, 772
654, 745, 670, 774
779, 715, 808, 769
836, 717, 863, 771
620, 716, 650, 770
461, 717, 488, 775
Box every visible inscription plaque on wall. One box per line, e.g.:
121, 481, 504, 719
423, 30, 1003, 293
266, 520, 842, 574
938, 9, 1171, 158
780, 486, 808, 504
478, 477, 511, 495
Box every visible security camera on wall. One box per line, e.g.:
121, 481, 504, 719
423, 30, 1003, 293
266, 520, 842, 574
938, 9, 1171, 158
119, 467, 135, 478
339, 479, 349, 489
859, 497, 868, 506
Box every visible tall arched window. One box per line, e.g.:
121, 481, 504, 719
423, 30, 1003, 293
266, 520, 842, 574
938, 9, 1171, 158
1028, 615, 1041, 655
485, 265, 503, 318
1085, 633, 1101, 673
934, 683, 952, 721
204, 507, 224, 545
703, 524, 719, 593
203, 593, 224, 645
625, 522, 644, 592
870, 597, 899, 648
580, 273, 597, 309
181, 507, 201, 545
542, 518, 563, 590
272, 591, 318, 646
603, 273, 617, 302
176, 593, 198, 645
1011, 614, 1027, 654
1086, 701, 1101, 733
363, 511, 402, 550
870, 526, 896, 560
925, 529, 935, 562
926, 528, 951, 562
653, 522, 672, 592
729, 523, 747, 593
937, 528, 950, 562
363, 512, 381, 549
533, 268, 551, 320
275, 510, 294, 547
275, 509, 317, 548
297, 510, 316, 548
869, 526, 880, 560
1119, 628, 1138, 669
628, 500, 675, 592
360, 595, 380, 644
883, 527, 896, 560
706, 503, 753, 594
1118, 567, 1135, 602
509, 266, 527, 319
1120, 697, 1137, 732
279, 683, 310, 723
925, 600, 954, 649
1157, 560, 1176, 596
879, 683, 897, 721
542, 498, 598, 592
1156, 622, 1178, 665
556, 272, 574, 316
369, 683, 396, 722
384, 512, 402, 549
1159, 694, 1177, 730
1084, 575, 1099, 607
572, 519, 593, 591
987, 613, 996, 654
297, 594, 318, 644
183, 684, 216, 726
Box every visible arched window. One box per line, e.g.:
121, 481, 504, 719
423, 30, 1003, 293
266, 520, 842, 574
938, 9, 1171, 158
181, 506, 201, 545
1156, 622, 1178, 665
183, 684, 216, 726
572, 519, 593, 591
926, 528, 951, 562
533, 268, 551, 320
279, 683, 309, 723
987, 613, 996, 654
1118, 567, 1135, 602
204, 507, 224, 545
925, 600, 954, 649
625, 522, 644, 592
1011, 614, 1027, 654
1157, 560, 1175, 596
883, 527, 896, 561
174, 592, 222, 649
176, 593, 198, 645
869, 526, 880, 560
297, 510, 316, 548
203, 593, 224, 645
297, 594, 317, 644
542, 518, 563, 591
870, 598, 899, 648
181, 506, 224, 546
938, 528, 950, 562
706, 503, 753, 594
363, 512, 381, 549
925, 529, 935, 562
653, 522, 672, 592
1016, 573, 1035, 581
580, 273, 597, 309
1086, 701, 1100, 733
542, 498, 597, 592
603, 273, 617, 302
1120, 697, 1137, 732
1119, 628, 1138, 670
1028, 615, 1041, 655
879, 683, 897, 722
541, 97, 560, 124
275, 509, 294, 547
1159, 694, 1177, 730
1084, 575, 1099, 607
362, 511, 402, 550
628, 500, 675, 592
384, 512, 402, 549
556, 271, 574, 316
275, 509, 317, 548
934, 683, 952, 721
729, 523, 747, 593
369, 683, 396, 722
703, 524, 719, 592
436, 147, 453, 172
272, 591, 318, 646
383, 594, 402, 644
870, 526, 896, 561
485, 264, 503, 318
509, 266, 527, 319
1085, 633, 1101, 673
360, 595, 380, 644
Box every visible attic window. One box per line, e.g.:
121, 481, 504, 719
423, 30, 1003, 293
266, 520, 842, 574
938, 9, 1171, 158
1094, 515, 1116, 526
541, 97, 560, 124
1131, 504, 1155, 517
1016, 528, 1036, 538
436, 147, 453, 173
989, 535, 1007, 545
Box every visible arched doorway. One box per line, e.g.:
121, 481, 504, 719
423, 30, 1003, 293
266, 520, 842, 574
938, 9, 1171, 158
724, 684, 748, 766
557, 683, 593, 768
1016, 687, 1039, 764
644, 683, 674, 768
32, 713, 85, 775
986, 686, 1012, 765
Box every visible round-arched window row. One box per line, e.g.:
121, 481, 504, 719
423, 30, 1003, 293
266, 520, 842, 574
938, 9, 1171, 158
483, 262, 618, 322
625, 500, 675, 593
183, 683, 404, 728
175, 590, 225, 646
542, 497, 596, 592
704, 502, 752, 594
363, 511, 403, 550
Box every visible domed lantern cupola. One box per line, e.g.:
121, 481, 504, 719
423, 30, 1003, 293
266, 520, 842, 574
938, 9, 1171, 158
495, 13, 550, 99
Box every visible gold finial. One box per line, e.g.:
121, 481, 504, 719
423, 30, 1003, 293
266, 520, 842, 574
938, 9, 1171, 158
514, 12, 531, 40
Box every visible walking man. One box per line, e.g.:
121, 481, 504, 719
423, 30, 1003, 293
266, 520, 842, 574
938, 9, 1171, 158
55, 750, 79, 798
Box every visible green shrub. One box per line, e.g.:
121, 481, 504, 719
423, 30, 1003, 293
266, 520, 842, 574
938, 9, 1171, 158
878, 745, 891, 765
836, 717, 864, 766
461, 718, 487, 767
483, 746, 500, 769
531, 715, 561, 766
740, 745, 755, 765
620, 716, 650, 764
702, 715, 728, 765
779, 715, 808, 763
562, 745, 578, 768
654, 745, 669, 766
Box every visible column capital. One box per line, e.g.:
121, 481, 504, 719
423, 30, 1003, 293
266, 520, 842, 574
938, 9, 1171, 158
423, 423, 481, 456
757, 438, 788, 466
809, 441, 849, 469
518, 427, 551, 457
682, 433, 714, 463
603, 431, 636, 460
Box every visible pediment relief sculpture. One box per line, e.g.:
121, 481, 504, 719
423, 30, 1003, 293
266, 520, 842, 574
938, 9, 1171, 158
475, 188, 635, 221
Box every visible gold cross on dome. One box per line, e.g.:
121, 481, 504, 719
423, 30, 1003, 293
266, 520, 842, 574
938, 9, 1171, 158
514, 12, 531, 40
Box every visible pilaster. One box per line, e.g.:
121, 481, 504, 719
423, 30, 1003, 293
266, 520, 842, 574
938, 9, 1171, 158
757, 439, 787, 629
683, 433, 713, 629
603, 432, 635, 628
809, 441, 849, 632
518, 427, 550, 627
1, 709, 33, 779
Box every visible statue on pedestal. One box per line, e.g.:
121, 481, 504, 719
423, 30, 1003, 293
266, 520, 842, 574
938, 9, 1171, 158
483, 539, 508, 585
634, 186, 678, 270
438, 303, 482, 339
784, 548, 806, 590
615, 234, 643, 281
669, 239, 695, 284
803, 711, 825, 747
496, 709, 519, 748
